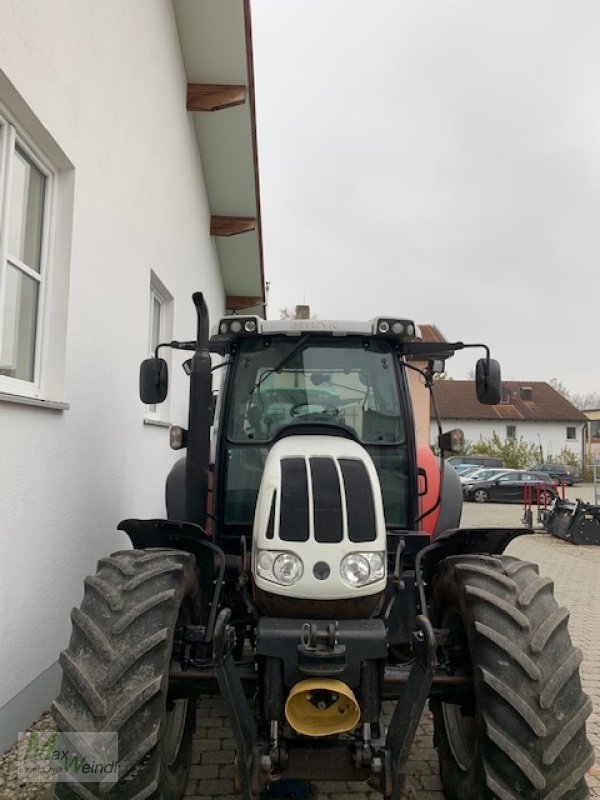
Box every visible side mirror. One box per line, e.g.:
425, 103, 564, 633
475, 358, 501, 405
140, 357, 168, 404
438, 428, 464, 453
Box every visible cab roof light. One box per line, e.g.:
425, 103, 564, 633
373, 318, 417, 338
215, 316, 261, 338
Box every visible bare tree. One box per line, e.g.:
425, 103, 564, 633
549, 378, 600, 410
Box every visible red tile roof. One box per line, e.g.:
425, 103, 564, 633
430, 381, 587, 422
418, 324, 446, 343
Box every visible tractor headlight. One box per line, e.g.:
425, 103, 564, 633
256, 550, 303, 586
340, 552, 385, 588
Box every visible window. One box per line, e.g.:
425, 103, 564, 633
506, 425, 516, 438
566, 426, 577, 441
0, 125, 50, 384
145, 272, 173, 421
0, 76, 73, 403
222, 336, 410, 531
591, 421, 600, 440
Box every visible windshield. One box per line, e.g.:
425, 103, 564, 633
219, 337, 411, 534
227, 337, 405, 444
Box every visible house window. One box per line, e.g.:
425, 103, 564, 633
0, 126, 50, 385
591, 422, 600, 440
506, 425, 516, 439
0, 80, 73, 404
566, 426, 577, 441
146, 272, 173, 420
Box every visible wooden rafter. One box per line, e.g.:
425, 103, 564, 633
226, 295, 264, 312
210, 216, 256, 237
187, 84, 246, 112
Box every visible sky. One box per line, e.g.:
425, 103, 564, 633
250, 0, 600, 396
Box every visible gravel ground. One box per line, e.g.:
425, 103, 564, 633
2, 482, 598, 800
0, 711, 55, 800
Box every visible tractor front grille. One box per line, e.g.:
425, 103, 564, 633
278, 456, 376, 544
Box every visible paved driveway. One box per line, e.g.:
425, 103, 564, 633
184, 486, 600, 799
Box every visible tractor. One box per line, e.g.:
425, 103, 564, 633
52, 293, 592, 799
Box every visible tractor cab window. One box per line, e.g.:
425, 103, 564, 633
220, 337, 410, 534
227, 337, 404, 444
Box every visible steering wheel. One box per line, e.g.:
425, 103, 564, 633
290, 401, 340, 419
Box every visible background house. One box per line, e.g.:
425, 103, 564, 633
0, 0, 263, 752
429, 381, 587, 464
584, 409, 600, 465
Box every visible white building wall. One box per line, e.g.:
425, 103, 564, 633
0, 0, 225, 744
430, 419, 586, 463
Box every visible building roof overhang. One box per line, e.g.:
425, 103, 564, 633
173, 0, 265, 316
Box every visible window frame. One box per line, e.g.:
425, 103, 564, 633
0, 118, 53, 392
506, 424, 516, 439
566, 426, 577, 441
0, 86, 74, 410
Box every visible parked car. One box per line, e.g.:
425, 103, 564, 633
453, 464, 484, 477
459, 467, 516, 485
447, 455, 504, 468
463, 470, 557, 504
532, 463, 581, 486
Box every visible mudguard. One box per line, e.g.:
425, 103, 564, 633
416, 446, 462, 536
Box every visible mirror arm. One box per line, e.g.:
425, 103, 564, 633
154, 340, 196, 359
401, 341, 491, 360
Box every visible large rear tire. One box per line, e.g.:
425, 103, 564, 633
430, 554, 593, 800
52, 548, 200, 799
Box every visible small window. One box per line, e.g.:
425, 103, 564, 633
506, 425, 516, 439
566, 426, 577, 441
145, 272, 173, 420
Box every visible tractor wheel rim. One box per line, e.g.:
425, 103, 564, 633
443, 697, 476, 771
164, 698, 188, 767
442, 610, 476, 772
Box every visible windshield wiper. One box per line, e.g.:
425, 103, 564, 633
247, 334, 312, 400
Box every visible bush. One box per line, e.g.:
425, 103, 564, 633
468, 432, 542, 469
543, 448, 580, 467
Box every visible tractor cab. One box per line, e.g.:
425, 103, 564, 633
210, 315, 418, 557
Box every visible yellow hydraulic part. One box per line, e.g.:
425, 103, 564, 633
284, 679, 361, 737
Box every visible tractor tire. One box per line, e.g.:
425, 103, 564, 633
52, 548, 200, 800
430, 554, 593, 800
